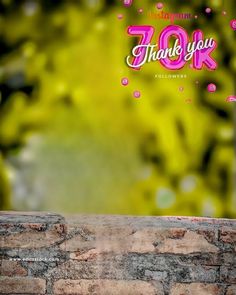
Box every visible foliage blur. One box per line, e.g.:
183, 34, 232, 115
0, 0, 235, 217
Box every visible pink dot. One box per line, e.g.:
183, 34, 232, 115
207, 83, 216, 92
133, 90, 141, 98
123, 0, 133, 7
138, 8, 143, 13
205, 7, 211, 14
230, 19, 236, 30
179, 86, 184, 92
226, 95, 236, 102
121, 77, 129, 86
194, 15, 198, 19
117, 14, 123, 20
156, 2, 163, 10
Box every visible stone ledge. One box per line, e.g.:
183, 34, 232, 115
0, 211, 65, 224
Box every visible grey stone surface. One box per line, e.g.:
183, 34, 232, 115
0, 211, 65, 224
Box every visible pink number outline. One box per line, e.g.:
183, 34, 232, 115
127, 25, 155, 70
159, 25, 189, 70
192, 30, 217, 71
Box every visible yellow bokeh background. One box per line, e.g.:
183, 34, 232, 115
0, 0, 235, 217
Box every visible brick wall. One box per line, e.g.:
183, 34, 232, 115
0, 211, 235, 295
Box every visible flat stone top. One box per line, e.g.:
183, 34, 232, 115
0, 211, 235, 229
0, 211, 65, 224
65, 214, 236, 229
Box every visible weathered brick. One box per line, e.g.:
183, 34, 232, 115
1, 212, 236, 295
60, 226, 137, 253
157, 231, 219, 254
53, 279, 161, 295
170, 283, 222, 295
196, 229, 218, 244
0, 259, 27, 276
226, 285, 236, 295
220, 227, 236, 244
0, 277, 46, 294
59, 226, 222, 257
70, 249, 99, 261
59, 230, 95, 253
130, 228, 187, 253
0, 224, 64, 248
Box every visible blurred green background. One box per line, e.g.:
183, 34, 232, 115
0, 0, 235, 217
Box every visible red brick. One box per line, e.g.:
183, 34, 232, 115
170, 283, 222, 295
157, 231, 219, 254
0, 277, 46, 294
0, 224, 63, 248
53, 279, 161, 295
61, 227, 219, 259
220, 227, 236, 244
196, 229, 218, 243
0, 260, 27, 276
226, 285, 236, 295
